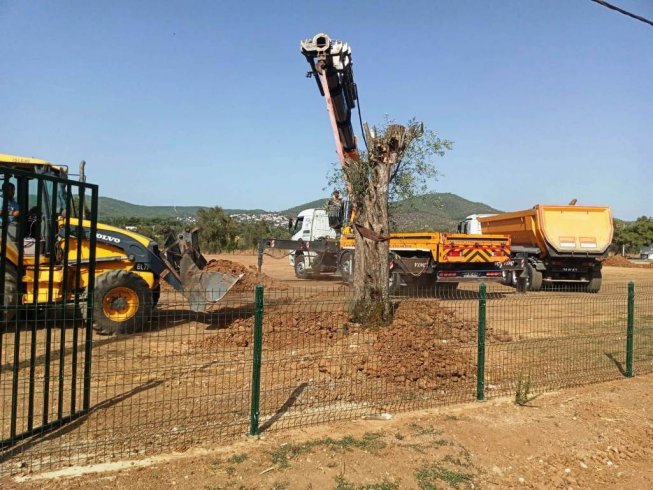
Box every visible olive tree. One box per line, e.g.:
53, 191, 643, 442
336, 118, 452, 324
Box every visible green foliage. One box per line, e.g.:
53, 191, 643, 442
196, 207, 290, 253
270, 483, 290, 490
407, 423, 442, 437
98, 197, 203, 220
283, 193, 500, 232
515, 373, 534, 406
333, 474, 400, 490
326, 118, 452, 203
415, 463, 474, 489
104, 216, 181, 243
280, 199, 331, 218
105, 209, 290, 254
390, 193, 501, 231
98, 196, 269, 221
389, 118, 453, 202
197, 207, 239, 252
269, 433, 386, 468
227, 452, 248, 464
612, 216, 653, 254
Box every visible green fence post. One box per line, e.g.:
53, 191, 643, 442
249, 285, 264, 435
477, 283, 487, 401
626, 281, 634, 378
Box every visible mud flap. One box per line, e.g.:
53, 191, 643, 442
179, 254, 243, 312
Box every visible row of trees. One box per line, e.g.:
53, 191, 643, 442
104, 208, 291, 253
104, 206, 652, 260
613, 216, 653, 254
195, 207, 290, 253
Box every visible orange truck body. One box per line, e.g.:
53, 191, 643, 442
339, 230, 510, 284
478, 205, 613, 291
478, 205, 613, 258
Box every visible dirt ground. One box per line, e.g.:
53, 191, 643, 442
1, 253, 652, 487
220, 251, 653, 290
4, 373, 653, 489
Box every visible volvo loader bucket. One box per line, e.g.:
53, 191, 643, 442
179, 253, 243, 312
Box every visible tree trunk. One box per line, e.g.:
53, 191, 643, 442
351, 173, 391, 324
348, 124, 408, 325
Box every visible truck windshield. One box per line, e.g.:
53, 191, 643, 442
293, 217, 304, 234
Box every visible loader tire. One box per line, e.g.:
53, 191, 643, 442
2, 263, 18, 325
586, 270, 602, 293
93, 270, 153, 335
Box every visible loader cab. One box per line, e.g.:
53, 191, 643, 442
0, 155, 84, 259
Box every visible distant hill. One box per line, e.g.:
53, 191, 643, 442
278, 193, 501, 232
99, 197, 204, 220
98, 193, 501, 231
278, 199, 328, 217
98, 197, 268, 220
390, 193, 502, 231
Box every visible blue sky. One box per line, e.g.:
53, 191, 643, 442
1, 0, 651, 220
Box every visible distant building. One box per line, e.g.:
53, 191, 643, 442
640, 245, 653, 260
125, 226, 138, 231
229, 212, 287, 227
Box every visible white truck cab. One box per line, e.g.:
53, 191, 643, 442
289, 208, 337, 266
458, 214, 496, 235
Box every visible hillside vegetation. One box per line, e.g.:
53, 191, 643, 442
99, 197, 204, 219
389, 193, 501, 231
98, 192, 501, 232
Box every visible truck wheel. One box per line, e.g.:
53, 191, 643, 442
586, 270, 602, 293
294, 254, 310, 279
501, 270, 512, 286
339, 251, 354, 283
93, 270, 153, 335
528, 268, 543, 291
2, 263, 18, 324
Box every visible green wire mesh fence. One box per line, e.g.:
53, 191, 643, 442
1, 280, 652, 475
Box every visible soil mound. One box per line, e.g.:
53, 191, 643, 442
602, 256, 653, 268
195, 298, 513, 393
363, 301, 501, 389
204, 259, 288, 291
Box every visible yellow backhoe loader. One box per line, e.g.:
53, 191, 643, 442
0, 153, 241, 334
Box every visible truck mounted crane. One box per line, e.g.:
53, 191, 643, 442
258, 33, 511, 291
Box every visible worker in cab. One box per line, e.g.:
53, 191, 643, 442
325, 190, 344, 238
2, 182, 19, 222
1, 182, 20, 243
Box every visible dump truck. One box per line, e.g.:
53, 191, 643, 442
264, 209, 510, 289
0, 153, 241, 334
258, 33, 512, 290
460, 204, 613, 292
